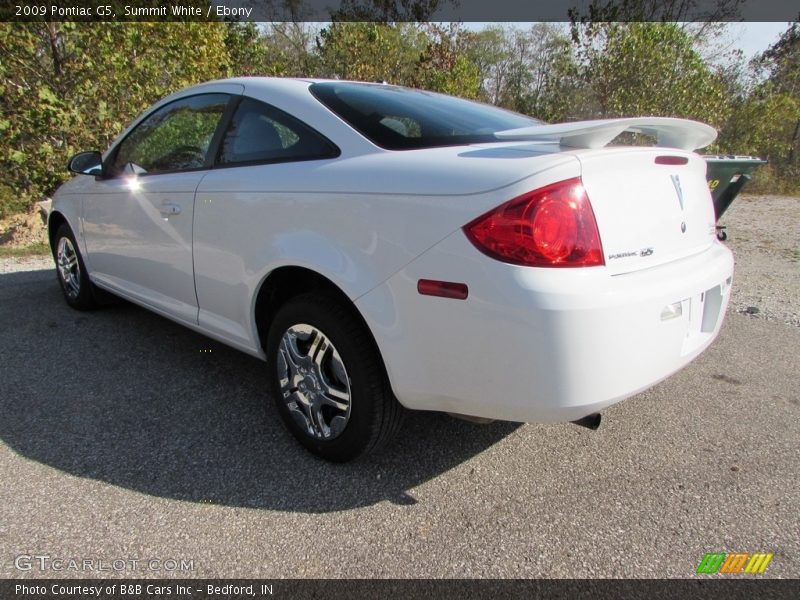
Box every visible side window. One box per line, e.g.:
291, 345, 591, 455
218, 98, 338, 165
110, 94, 229, 176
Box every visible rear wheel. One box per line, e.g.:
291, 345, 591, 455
53, 223, 99, 310
265, 293, 403, 462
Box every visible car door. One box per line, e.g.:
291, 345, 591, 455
193, 96, 340, 351
82, 92, 236, 324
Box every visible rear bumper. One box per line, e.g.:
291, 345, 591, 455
356, 232, 734, 423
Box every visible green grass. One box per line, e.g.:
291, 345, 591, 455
0, 241, 51, 257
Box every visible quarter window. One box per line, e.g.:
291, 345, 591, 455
111, 94, 229, 176
217, 98, 338, 165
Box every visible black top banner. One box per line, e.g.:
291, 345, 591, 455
1, 0, 799, 22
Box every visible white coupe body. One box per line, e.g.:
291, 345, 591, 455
51, 78, 734, 460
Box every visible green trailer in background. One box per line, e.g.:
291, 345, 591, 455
704, 155, 767, 240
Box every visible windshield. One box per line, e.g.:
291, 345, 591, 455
310, 82, 541, 150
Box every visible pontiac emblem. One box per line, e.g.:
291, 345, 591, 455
670, 174, 685, 210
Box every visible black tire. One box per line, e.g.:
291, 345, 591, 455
52, 222, 100, 310
265, 293, 404, 462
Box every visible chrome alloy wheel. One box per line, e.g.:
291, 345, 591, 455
56, 236, 81, 299
277, 324, 352, 440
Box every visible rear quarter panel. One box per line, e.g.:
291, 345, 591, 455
191, 153, 580, 356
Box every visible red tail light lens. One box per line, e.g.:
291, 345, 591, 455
417, 279, 469, 300
464, 177, 604, 267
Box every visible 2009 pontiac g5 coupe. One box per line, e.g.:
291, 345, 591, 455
51, 77, 734, 461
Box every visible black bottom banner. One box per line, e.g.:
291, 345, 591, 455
2, 579, 798, 600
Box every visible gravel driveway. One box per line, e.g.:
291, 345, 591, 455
0, 195, 797, 578
718, 195, 799, 327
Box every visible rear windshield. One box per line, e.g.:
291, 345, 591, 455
309, 82, 541, 150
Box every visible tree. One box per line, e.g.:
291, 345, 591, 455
761, 21, 800, 96
462, 24, 580, 122
462, 26, 508, 104
0, 22, 230, 205
315, 22, 428, 84
261, 22, 321, 77
225, 21, 271, 76
573, 22, 730, 127
411, 24, 481, 98
718, 22, 800, 190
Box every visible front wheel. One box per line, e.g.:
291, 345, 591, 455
53, 223, 99, 311
265, 293, 403, 462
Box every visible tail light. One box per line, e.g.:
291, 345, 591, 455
655, 155, 689, 165
463, 177, 604, 268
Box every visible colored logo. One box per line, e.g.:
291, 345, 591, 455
696, 552, 773, 574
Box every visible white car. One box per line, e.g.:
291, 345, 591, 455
51, 78, 734, 461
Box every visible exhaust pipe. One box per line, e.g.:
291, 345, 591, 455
571, 413, 601, 430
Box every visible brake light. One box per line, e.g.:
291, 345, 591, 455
655, 155, 689, 165
463, 177, 604, 267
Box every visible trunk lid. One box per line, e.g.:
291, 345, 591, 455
577, 148, 717, 275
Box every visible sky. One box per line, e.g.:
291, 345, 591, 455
728, 22, 790, 58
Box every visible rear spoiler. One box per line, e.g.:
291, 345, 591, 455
495, 117, 717, 151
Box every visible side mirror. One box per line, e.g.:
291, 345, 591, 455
67, 151, 103, 176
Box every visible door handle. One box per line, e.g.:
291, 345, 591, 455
159, 203, 181, 216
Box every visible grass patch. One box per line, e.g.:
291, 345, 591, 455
0, 241, 51, 257
743, 164, 800, 196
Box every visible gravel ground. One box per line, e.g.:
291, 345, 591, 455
0, 254, 52, 274
0, 195, 798, 580
718, 195, 799, 327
